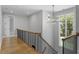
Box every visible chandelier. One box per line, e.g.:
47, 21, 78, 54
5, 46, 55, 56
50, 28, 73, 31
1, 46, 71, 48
47, 5, 63, 23
47, 5, 56, 23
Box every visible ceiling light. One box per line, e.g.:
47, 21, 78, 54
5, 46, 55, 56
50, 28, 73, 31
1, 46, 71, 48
47, 5, 55, 23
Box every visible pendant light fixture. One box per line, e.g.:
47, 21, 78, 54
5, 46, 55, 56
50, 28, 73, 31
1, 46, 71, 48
47, 5, 55, 23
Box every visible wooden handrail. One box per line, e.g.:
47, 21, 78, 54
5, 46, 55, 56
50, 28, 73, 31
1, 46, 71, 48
76, 32, 79, 36
62, 34, 76, 41
17, 29, 41, 35
17, 29, 57, 53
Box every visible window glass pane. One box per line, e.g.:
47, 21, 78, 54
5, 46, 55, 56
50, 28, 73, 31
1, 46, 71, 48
60, 14, 73, 37
60, 16, 65, 37
66, 15, 73, 36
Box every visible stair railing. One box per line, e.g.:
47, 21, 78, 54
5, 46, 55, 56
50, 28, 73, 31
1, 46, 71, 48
17, 29, 57, 54
62, 34, 77, 54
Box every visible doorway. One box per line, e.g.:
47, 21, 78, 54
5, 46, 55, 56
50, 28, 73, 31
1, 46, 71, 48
3, 15, 14, 38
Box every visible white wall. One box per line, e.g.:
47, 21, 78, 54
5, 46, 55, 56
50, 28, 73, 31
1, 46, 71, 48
2, 14, 30, 37
14, 15, 30, 35
75, 6, 79, 53
28, 11, 42, 33
52, 18, 60, 53
42, 11, 54, 47
42, 11, 60, 53
0, 6, 2, 49
2, 11, 42, 37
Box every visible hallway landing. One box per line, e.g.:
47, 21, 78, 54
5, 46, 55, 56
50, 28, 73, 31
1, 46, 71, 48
0, 37, 37, 54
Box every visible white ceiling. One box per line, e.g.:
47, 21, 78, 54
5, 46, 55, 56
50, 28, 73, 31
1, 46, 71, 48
2, 5, 75, 16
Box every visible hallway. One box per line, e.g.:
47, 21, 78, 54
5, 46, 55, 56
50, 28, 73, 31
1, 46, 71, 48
0, 37, 37, 54
0, 5, 78, 54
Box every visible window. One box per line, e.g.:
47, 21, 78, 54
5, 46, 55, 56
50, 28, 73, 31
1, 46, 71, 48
59, 13, 74, 47
60, 14, 73, 38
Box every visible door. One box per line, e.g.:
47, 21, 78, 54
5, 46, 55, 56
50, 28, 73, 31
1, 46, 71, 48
3, 15, 10, 37
3, 15, 14, 37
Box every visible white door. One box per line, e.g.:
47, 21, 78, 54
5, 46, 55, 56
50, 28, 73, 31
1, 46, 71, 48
3, 15, 14, 37
3, 15, 10, 37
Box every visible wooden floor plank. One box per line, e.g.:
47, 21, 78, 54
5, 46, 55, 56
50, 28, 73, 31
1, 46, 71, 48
0, 37, 37, 54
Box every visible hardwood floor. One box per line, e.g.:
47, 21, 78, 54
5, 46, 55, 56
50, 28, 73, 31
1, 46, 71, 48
0, 37, 37, 54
